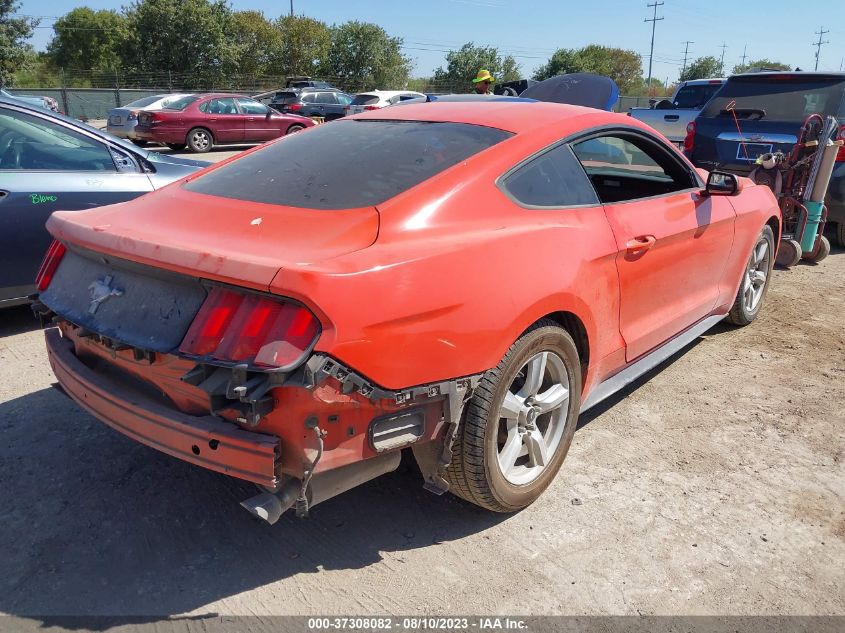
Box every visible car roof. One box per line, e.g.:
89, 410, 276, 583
356, 90, 424, 98
727, 71, 845, 80
351, 100, 632, 135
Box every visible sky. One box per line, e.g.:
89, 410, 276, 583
15, 0, 845, 81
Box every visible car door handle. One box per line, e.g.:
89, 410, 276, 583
664, 114, 680, 121
626, 235, 657, 253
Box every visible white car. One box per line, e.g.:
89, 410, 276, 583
345, 90, 426, 115
106, 93, 194, 144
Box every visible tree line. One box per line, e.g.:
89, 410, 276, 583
1, 0, 792, 95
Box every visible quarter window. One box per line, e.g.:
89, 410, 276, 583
235, 98, 269, 115
501, 143, 598, 207
571, 134, 696, 203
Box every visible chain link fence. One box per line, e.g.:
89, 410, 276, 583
9, 70, 663, 120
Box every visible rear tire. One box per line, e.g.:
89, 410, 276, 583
445, 319, 581, 512
728, 225, 775, 326
802, 235, 830, 263
187, 127, 213, 153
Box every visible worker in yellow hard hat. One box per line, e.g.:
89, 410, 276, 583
472, 69, 495, 95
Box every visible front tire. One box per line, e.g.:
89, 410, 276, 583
286, 124, 305, 135
445, 320, 582, 512
187, 127, 213, 153
727, 225, 775, 326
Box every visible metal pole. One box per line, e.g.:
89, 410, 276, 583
740, 44, 747, 69
813, 27, 830, 71
644, 2, 664, 92
681, 40, 693, 77
719, 43, 727, 76
290, 0, 293, 17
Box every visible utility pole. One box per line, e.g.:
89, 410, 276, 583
740, 44, 747, 69
719, 42, 728, 75
681, 40, 694, 78
290, 0, 294, 17
813, 27, 829, 71
644, 2, 664, 92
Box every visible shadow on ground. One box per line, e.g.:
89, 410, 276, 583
0, 305, 40, 337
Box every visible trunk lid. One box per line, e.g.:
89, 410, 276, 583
45, 184, 380, 291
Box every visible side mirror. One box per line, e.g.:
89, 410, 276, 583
704, 170, 740, 196
266, 110, 272, 119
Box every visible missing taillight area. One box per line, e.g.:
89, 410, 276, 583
35, 240, 66, 291
179, 286, 320, 371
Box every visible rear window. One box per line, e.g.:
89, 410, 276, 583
352, 94, 380, 106
125, 95, 162, 108
700, 75, 845, 120
162, 95, 199, 111
271, 91, 298, 104
183, 120, 512, 209
673, 83, 722, 109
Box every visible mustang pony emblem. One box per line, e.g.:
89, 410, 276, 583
88, 275, 123, 314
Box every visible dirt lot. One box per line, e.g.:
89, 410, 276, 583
0, 238, 843, 619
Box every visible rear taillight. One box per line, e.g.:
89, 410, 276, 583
836, 126, 845, 162
683, 121, 696, 154
364, 105, 379, 111
287, 104, 302, 112
35, 240, 66, 291
179, 287, 320, 370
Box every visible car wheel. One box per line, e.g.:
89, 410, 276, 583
836, 222, 845, 248
727, 225, 775, 326
775, 238, 802, 268
801, 234, 830, 263
130, 139, 148, 147
187, 128, 213, 153
445, 319, 582, 512
166, 143, 186, 151
286, 124, 305, 135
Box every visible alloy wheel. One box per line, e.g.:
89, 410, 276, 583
743, 236, 771, 313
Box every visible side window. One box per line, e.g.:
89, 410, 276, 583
399, 94, 420, 101
235, 98, 269, 115
316, 92, 338, 104
0, 107, 116, 172
300, 93, 317, 103
337, 94, 352, 106
206, 98, 238, 115
502, 143, 599, 208
571, 134, 696, 203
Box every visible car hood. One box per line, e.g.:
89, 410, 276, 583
145, 151, 210, 169
45, 185, 380, 291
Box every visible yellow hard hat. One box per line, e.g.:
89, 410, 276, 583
472, 69, 495, 83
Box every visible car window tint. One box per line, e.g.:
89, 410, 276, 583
206, 98, 238, 115
351, 94, 380, 106
337, 94, 352, 106
301, 93, 317, 103
315, 92, 337, 104
162, 95, 199, 111
673, 83, 722, 109
571, 134, 695, 203
184, 120, 512, 209
699, 76, 845, 120
0, 107, 116, 172
399, 94, 420, 101
502, 143, 598, 207
236, 98, 269, 115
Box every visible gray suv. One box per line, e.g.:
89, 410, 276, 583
270, 88, 352, 120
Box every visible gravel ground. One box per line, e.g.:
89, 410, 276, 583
0, 236, 842, 619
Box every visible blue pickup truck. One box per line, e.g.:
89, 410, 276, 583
684, 72, 845, 246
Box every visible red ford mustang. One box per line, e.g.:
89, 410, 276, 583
134, 93, 315, 153
35, 102, 780, 523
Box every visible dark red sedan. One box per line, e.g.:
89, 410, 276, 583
134, 93, 315, 153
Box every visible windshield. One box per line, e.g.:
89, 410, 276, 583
125, 95, 162, 108
183, 120, 512, 209
700, 75, 845, 120
674, 83, 722, 109
162, 95, 199, 111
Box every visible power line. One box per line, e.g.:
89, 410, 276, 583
813, 27, 829, 71
681, 40, 693, 77
644, 1, 664, 91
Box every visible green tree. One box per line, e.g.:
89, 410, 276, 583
12, 50, 61, 87
433, 42, 520, 91
680, 55, 722, 81
534, 45, 642, 94
0, 0, 39, 86
271, 15, 330, 78
229, 10, 280, 77
121, 0, 238, 88
47, 8, 128, 73
732, 58, 791, 74
324, 21, 411, 91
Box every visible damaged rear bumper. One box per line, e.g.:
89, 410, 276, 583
45, 327, 281, 487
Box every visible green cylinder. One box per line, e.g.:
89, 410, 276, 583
801, 200, 824, 253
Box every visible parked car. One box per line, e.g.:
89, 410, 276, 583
0, 96, 208, 308
134, 93, 315, 153
35, 101, 781, 523
106, 93, 193, 145
684, 71, 845, 245
285, 76, 336, 89
629, 78, 725, 147
345, 90, 426, 115
269, 88, 353, 120
0, 88, 60, 112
